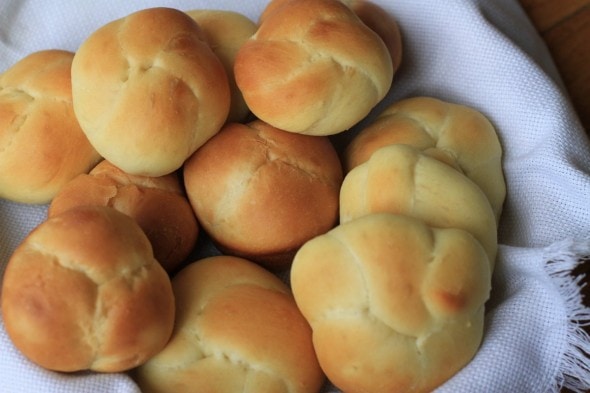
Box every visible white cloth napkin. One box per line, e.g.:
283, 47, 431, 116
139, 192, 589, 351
1, 0, 590, 392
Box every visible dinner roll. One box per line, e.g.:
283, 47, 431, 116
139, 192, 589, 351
134, 255, 325, 393
48, 160, 199, 273
234, 0, 393, 135
186, 9, 258, 123
0, 50, 101, 204
71, 7, 230, 177
1, 206, 175, 373
183, 120, 343, 269
340, 144, 498, 269
345, 96, 506, 221
291, 213, 491, 393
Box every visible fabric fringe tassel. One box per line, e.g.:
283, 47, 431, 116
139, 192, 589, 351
544, 237, 590, 393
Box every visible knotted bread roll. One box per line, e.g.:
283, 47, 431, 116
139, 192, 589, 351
71, 7, 231, 177
183, 119, 343, 269
340, 143, 498, 270
1, 206, 175, 373
345, 96, 506, 221
291, 213, 491, 393
48, 160, 199, 273
234, 0, 394, 136
0, 50, 101, 204
134, 255, 325, 393
186, 9, 258, 123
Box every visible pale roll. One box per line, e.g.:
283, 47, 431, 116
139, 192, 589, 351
345, 96, 506, 221
291, 213, 491, 393
134, 255, 325, 393
71, 7, 230, 176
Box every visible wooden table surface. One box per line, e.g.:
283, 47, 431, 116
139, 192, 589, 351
518, 0, 590, 135
517, 2, 590, 392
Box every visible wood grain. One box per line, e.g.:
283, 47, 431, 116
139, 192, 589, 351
518, 0, 590, 133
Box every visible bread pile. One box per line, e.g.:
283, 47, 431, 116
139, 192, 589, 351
0, 1, 508, 392
291, 96, 504, 392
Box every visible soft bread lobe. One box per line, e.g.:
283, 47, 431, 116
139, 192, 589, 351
340, 0, 403, 72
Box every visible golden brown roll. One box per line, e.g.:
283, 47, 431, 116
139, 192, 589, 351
291, 213, 491, 393
134, 255, 325, 393
345, 96, 506, 222
48, 160, 198, 273
1, 205, 175, 373
183, 120, 343, 269
71, 7, 231, 177
185, 9, 258, 123
340, 144, 498, 269
234, 0, 393, 136
0, 50, 101, 204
